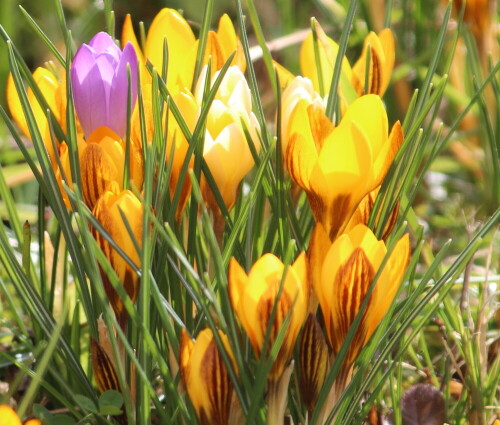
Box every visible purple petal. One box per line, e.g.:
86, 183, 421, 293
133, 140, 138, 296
72, 62, 109, 137
88, 32, 121, 59
108, 43, 138, 137
71, 44, 96, 83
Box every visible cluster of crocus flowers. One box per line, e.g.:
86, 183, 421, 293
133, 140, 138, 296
122, 8, 245, 93
276, 19, 395, 100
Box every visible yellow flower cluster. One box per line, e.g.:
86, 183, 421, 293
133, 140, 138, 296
6, 9, 411, 424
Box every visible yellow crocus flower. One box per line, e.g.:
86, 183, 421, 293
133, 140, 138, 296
351, 29, 395, 96
0, 405, 41, 425
285, 94, 403, 240
7, 66, 67, 166
280, 76, 326, 155
56, 126, 143, 210
180, 328, 238, 425
228, 253, 308, 380
91, 187, 143, 324
311, 223, 410, 366
122, 8, 196, 91
276, 20, 395, 101
195, 65, 260, 211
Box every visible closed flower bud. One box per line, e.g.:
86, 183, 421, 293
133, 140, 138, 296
351, 29, 395, 97
91, 188, 143, 324
71, 32, 138, 138
195, 65, 260, 211
228, 253, 308, 380
312, 223, 410, 365
90, 338, 121, 393
299, 313, 329, 411
180, 328, 237, 425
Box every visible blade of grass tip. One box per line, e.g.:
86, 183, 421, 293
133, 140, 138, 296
65, 30, 82, 190
245, 0, 277, 93
412, 1, 451, 118
51, 0, 71, 52
191, 0, 213, 91
22, 220, 31, 276
383, 0, 394, 28
0, 162, 24, 244
235, 0, 272, 150
19, 6, 65, 67
17, 300, 70, 419
104, 0, 114, 37
311, 18, 326, 98
325, 0, 358, 121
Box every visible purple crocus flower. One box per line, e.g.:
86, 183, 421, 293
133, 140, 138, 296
71, 32, 138, 139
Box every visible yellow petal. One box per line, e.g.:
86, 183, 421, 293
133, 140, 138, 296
121, 14, 144, 63
307, 223, 332, 311
366, 233, 410, 339
90, 338, 120, 393
217, 14, 246, 72
352, 29, 395, 96
180, 328, 235, 425
7, 72, 29, 137
339, 94, 388, 158
0, 405, 22, 425
371, 120, 404, 187
91, 189, 143, 320
273, 60, 296, 89
145, 8, 196, 91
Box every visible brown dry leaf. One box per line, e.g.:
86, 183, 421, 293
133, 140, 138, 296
401, 384, 445, 425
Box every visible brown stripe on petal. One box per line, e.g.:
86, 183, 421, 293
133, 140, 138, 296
307, 104, 335, 151
200, 339, 232, 425
257, 288, 294, 379
368, 46, 382, 95
90, 338, 120, 393
310, 192, 352, 241
331, 249, 374, 364
299, 314, 329, 410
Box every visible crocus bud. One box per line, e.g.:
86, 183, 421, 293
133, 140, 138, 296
228, 253, 308, 380
195, 65, 260, 211
312, 223, 410, 366
180, 328, 237, 425
298, 314, 329, 411
71, 32, 138, 138
351, 29, 395, 97
91, 188, 143, 324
